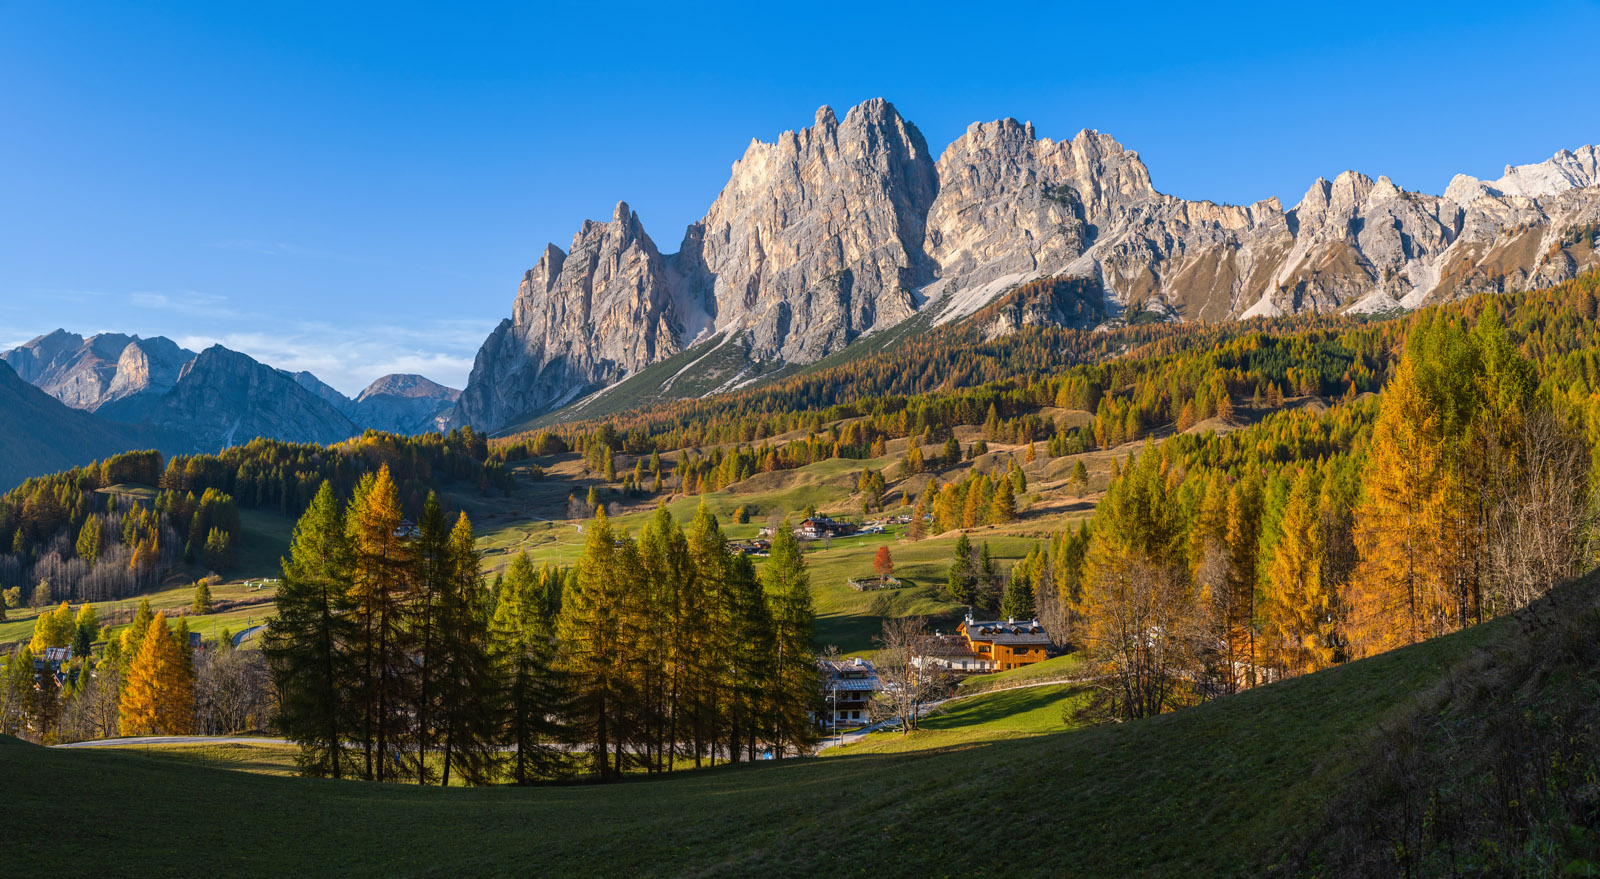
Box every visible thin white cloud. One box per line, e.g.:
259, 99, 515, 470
174, 318, 495, 396
128, 290, 244, 320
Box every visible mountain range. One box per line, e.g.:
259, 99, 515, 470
0, 331, 460, 488
449, 98, 1600, 433
8, 98, 1600, 470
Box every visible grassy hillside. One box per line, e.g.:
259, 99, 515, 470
13, 576, 1597, 877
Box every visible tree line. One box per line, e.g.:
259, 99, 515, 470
1055, 301, 1595, 718
264, 465, 822, 784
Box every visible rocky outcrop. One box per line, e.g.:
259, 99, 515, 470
282, 370, 352, 412
450, 202, 685, 431
1, 331, 195, 411
683, 99, 939, 362
349, 374, 460, 435
99, 346, 360, 451
452, 100, 1600, 432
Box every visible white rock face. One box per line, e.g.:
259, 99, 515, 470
451, 202, 684, 430
452, 99, 1600, 431
1447, 145, 1600, 204
682, 99, 939, 362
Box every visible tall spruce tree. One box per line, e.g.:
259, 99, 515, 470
406, 494, 450, 784
556, 506, 633, 778
1263, 469, 1337, 677
637, 503, 690, 772
491, 551, 566, 784
946, 534, 976, 605
119, 613, 195, 736
1350, 356, 1453, 657
435, 513, 499, 786
763, 521, 819, 757
263, 482, 358, 778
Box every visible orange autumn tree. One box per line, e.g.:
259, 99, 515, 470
873, 545, 894, 582
1348, 355, 1456, 657
345, 465, 413, 782
119, 612, 196, 736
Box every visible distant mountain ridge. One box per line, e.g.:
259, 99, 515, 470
0, 360, 177, 491
0, 331, 462, 487
2, 330, 460, 441
450, 98, 1600, 432
1, 330, 196, 412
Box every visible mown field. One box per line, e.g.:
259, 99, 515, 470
6, 584, 1520, 878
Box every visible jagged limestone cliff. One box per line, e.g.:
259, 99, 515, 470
452, 100, 1600, 432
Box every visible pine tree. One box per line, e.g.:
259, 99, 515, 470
1080, 444, 1194, 719
1350, 357, 1453, 657
979, 542, 1001, 612
556, 506, 632, 778
192, 580, 213, 614
203, 526, 232, 572
991, 477, 1017, 524
76, 516, 102, 567
71, 603, 98, 659
1001, 568, 1036, 620
1070, 460, 1089, 497
946, 534, 976, 605
119, 613, 195, 736
1223, 476, 1264, 688
491, 549, 566, 783
263, 482, 358, 779
435, 512, 499, 786
722, 552, 773, 763
763, 522, 818, 757
636, 502, 689, 773
406, 494, 451, 784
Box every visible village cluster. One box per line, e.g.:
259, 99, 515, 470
819, 613, 1053, 729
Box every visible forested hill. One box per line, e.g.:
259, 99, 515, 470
0, 429, 508, 607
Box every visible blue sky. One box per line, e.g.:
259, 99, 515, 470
2, 0, 1597, 394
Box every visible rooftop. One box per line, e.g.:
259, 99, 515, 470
961, 618, 1051, 647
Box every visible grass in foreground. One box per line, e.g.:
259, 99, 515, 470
6, 581, 1537, 878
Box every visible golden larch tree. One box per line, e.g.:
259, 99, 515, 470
119, 612, 196, 736
1350, 357, 1454, 656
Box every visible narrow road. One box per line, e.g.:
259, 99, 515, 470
54, 736, 289, 748
231, 624, 267, 647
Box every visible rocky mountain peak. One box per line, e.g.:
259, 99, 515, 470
686, 96, 938, 362
451, 198, 685, 431
349, 374, 460, 435
451, 101, 1600, 432
1, 330, 196, 411
1446, 144, 1600, 205
106, 344, 358, 449
356, 373, 460, 403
